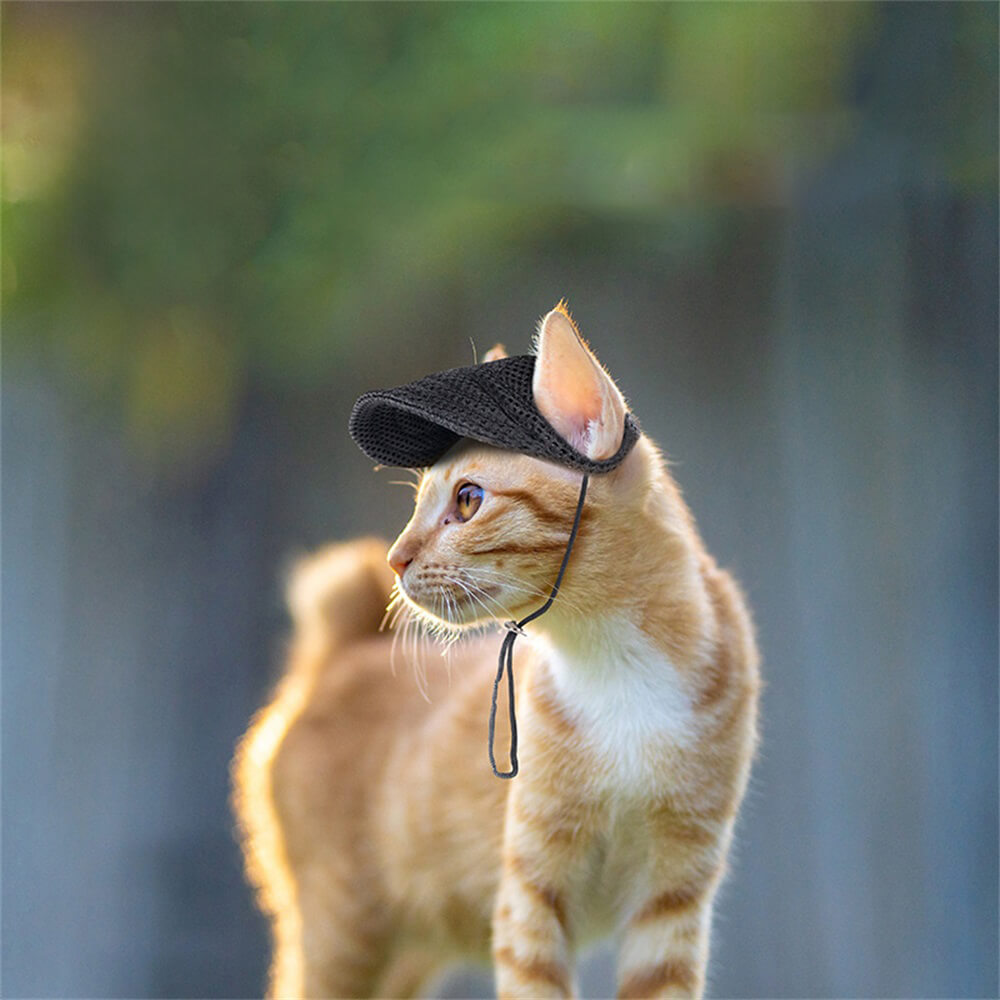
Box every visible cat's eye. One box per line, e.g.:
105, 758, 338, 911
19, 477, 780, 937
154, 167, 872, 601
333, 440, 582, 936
455, 482, 484, 522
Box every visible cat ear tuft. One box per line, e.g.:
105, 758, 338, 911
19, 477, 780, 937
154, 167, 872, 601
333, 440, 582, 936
532, 303, 626, 460
482, 343, 508, 363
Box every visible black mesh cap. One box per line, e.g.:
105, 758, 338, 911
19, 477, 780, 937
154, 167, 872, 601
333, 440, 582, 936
349, 354, 640, 474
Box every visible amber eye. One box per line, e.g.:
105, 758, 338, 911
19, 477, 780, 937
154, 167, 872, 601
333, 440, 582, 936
455, 482, 484, 522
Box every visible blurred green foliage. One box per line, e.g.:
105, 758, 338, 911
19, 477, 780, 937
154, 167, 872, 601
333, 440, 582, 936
2, 3, 994, 474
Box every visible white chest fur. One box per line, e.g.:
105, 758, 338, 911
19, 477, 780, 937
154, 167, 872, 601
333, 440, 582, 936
533, 617, 697, 795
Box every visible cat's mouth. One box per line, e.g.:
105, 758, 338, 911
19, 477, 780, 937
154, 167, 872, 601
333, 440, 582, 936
398, 570, 506, 628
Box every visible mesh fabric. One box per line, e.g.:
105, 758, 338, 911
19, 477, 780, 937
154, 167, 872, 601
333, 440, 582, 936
349, 354, 639, 472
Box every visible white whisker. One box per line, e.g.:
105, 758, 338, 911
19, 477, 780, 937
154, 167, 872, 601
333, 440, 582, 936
463, 565, 587, 617
444, 573, 523, 628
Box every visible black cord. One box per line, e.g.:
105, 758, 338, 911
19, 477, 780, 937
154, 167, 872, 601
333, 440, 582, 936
488, 473, 590, 779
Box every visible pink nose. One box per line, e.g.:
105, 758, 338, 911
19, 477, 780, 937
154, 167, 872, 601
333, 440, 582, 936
388, 552, 412, 578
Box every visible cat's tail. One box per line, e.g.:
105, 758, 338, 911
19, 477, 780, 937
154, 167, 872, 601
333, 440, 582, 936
285, 536, 395, 661
231, 538, 393, 996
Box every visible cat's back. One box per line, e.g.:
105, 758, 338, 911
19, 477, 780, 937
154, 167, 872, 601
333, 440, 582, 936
699, 558, 760, 733
681, 556, 761, 816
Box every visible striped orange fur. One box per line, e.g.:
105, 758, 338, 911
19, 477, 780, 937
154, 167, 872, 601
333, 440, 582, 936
232, 308, 760, 998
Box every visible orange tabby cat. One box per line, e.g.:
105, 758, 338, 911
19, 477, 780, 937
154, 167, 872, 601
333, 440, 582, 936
232, 306, 760, 999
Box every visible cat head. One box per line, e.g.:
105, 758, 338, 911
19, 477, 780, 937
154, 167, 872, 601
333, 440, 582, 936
385, 304, 664, 634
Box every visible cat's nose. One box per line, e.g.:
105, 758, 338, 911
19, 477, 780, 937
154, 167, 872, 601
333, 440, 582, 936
388, 552, 412, 577
387, 542, 413, 576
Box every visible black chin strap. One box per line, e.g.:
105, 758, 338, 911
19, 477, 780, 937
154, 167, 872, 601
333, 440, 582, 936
488, 473, 590, 779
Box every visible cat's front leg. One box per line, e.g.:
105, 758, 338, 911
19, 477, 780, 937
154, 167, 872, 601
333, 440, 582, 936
615, 814, 731, 999
491, 793, 578, 1000
616, 889, 713, 999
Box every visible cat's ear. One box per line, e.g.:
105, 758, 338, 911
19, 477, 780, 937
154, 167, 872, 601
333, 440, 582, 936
532, 303, 626, 460
482, 343, 508, 363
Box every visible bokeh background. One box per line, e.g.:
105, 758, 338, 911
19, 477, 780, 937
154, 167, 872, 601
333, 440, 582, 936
3, 3, 997, 998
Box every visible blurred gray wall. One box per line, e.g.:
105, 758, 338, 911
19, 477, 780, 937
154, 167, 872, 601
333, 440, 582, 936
3, 7, 997, 1000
